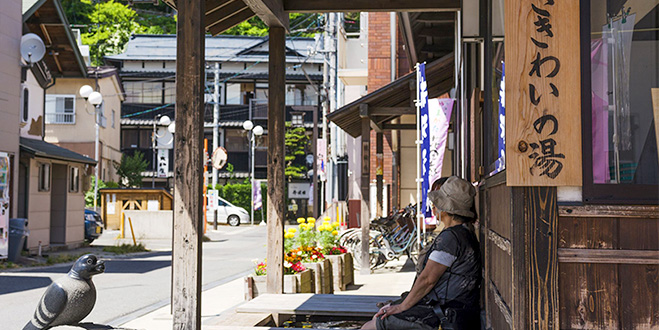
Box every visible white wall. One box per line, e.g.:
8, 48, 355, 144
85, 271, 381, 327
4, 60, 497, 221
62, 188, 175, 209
19, 71, 45, 139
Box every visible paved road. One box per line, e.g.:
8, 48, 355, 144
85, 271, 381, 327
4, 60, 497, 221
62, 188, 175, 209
0, 225, 266, 329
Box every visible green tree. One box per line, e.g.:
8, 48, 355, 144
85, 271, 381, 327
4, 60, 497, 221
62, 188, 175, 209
222, 13, 319, 37
115, 151, 148, 187
284, 122, 310, 180
79, 0, 145, 65
85, 176, 119, 207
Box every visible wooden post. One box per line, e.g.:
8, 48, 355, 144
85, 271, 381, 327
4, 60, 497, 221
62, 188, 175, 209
511, 186, 559, 330
360, 116, 371, 274
172, 0, 205, 327
266, 26, 286, 294
376, 132, 383, 218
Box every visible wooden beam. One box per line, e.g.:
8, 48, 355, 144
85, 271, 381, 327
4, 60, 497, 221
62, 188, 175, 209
243, 0, 289, 30
557, 248, 659, 265
369, 107, 415, 116
370, 120, 383, 133
399, 13, 417, 67
208, 7, 255, 36
382, 123, 416, 130
172, 0, 205, 327
266, 26, 286, 294
205, 0, 249, 29
360, 117, 370, 275
205, 0, 233, 14
283, 0, 460, 12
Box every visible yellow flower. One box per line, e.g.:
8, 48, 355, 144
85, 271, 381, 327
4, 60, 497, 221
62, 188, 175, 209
284, 232, 294, 239
307, 217, 316, 224
332, 230, 339, 236
297, 217, 305, 224
289, 228, 297, 233
323, 216, 331, 223
332, 221, 340, 228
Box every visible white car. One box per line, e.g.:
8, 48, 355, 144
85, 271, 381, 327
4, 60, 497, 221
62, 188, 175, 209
206, 197, 250, 226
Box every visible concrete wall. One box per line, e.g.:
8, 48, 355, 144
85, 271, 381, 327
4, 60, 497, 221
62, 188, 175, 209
45, 76, 123, 183
0, 0, 22, 218
19, 71, 45, 140
25, 157, 85, 251
26, 157, 52, 250
122, 210, 173, 240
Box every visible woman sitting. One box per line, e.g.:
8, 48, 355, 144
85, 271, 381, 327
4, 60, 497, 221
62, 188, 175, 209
361, 176, 482, 330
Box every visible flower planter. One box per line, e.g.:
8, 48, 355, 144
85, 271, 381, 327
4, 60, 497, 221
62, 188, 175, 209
302, 258, 333, 294
244, 269, 313, 300
325, 252, 354, 291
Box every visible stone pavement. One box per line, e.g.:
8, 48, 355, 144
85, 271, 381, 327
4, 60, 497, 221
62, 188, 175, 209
117, 258, 416, 330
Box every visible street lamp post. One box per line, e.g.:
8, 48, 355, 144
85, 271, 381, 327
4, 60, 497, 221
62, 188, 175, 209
243, 120, 263, 225
152, 114, 172, 188
80, 85, 102, 212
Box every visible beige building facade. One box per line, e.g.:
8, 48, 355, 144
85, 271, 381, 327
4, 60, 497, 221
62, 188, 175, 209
44, 69, 124, 184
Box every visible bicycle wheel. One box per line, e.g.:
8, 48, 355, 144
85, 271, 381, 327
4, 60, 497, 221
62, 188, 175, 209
351, 233, 386, 270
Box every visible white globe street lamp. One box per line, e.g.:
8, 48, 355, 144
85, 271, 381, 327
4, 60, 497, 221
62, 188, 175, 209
80, 86, 102, 212
242, 120, 254, 131
253, 125, 264, 136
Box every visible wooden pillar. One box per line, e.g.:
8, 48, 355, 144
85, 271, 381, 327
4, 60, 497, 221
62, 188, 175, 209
172, 0, 205, 327
511, 187, 559, 330
375, 132, 383, 217
266, 26, 286, 294
360, 110, 371, 274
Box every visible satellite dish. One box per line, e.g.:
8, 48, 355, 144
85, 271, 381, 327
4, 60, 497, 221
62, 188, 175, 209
20, 33, 46, 64
211, 147, 228, 170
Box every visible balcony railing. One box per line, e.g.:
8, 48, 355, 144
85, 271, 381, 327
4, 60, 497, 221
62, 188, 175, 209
45, 113, 75, 124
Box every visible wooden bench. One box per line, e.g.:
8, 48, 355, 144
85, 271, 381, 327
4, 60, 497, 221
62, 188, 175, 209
236, 293, 397, 317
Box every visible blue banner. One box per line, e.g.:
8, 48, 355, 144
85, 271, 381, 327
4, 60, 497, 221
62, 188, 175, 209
418, 63, 431, 218
493, 62, 506, 174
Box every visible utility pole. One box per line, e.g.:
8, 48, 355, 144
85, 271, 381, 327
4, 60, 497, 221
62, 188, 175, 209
212, 62, 220, 229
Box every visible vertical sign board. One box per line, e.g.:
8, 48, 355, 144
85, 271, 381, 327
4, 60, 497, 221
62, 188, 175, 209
505, 0, 582, 186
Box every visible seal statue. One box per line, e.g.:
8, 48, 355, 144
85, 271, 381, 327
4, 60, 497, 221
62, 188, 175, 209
24, 254, 105, 330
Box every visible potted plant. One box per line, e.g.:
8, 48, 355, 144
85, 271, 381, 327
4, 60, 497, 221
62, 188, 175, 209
317, 217, 354, 291
290, 217, 333, 294
245, 259, 312, 300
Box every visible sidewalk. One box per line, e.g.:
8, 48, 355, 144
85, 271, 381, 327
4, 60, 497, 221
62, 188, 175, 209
118, 258, 416, 329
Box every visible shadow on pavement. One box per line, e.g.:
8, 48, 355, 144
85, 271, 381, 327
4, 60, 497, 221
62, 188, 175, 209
0, 275, 53, 294
20, 259, 172, 275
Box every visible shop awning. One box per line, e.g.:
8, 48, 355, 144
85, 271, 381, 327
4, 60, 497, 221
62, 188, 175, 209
328, 53, 454, 138
20, 137, 97, 165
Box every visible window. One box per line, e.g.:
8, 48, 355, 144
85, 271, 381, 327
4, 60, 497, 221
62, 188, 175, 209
21, 85, 29, 123
291, 112, 305, 127
122, 129, 139, 148
164, 82, 176, 103
69, 166, 79, 193
124, 81, 162, 103
38, 163, 50, 192
225, 130, 248, 152
45, 95, 75, 124
139, 130, 152, 149
583, 0, 659, 203
98, 101, 106, 128
225, 83, 242, 104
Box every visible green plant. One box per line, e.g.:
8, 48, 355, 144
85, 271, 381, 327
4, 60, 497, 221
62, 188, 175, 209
85, 176, 119, 207
115, 151, 148, 188
103, 243, 149, 254
316, 217, 340, 249
46, 253, 85, 265
295, 217, 317, 248
210, 180, 268, 222
284, 122, 310, 180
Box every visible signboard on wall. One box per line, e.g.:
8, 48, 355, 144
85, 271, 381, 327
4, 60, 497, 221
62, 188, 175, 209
505, 0, 582, 186
157, 149, 168, 178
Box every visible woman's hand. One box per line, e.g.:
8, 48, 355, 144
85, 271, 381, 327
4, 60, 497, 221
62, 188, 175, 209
374, 303, 391, 318
378, 303, 407, 319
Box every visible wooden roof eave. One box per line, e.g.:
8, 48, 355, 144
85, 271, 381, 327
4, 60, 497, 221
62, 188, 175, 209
23, 0, 88, 78
328, 53, 455, 138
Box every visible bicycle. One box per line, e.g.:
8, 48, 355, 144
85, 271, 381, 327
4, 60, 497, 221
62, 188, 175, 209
340, 205, 434, 270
